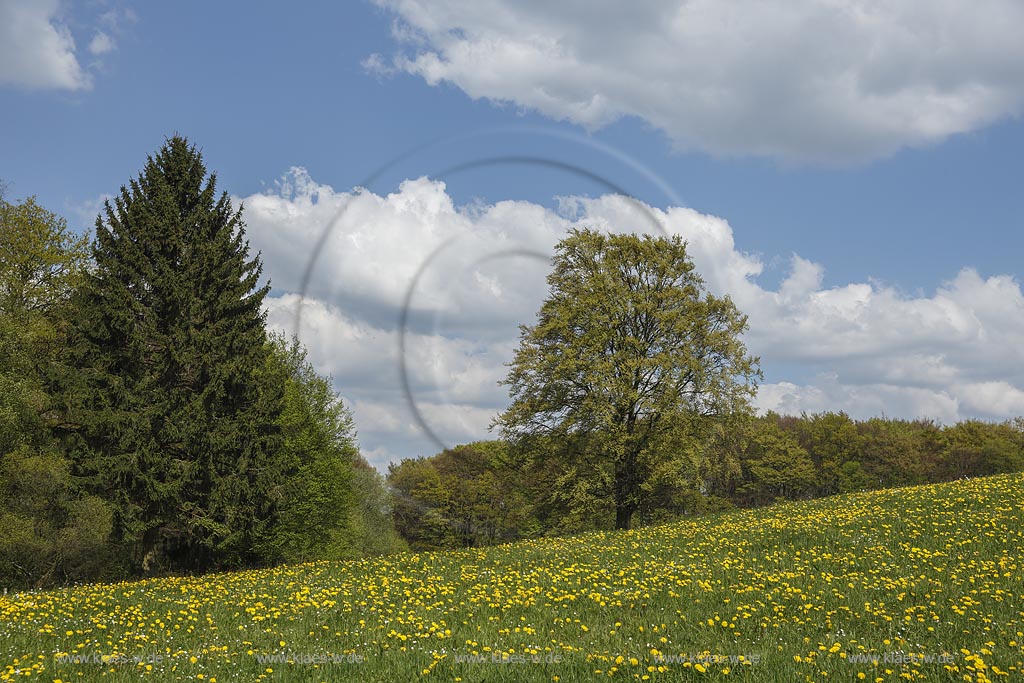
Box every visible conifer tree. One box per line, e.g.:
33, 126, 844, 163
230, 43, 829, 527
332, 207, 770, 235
58, 136, 284, 573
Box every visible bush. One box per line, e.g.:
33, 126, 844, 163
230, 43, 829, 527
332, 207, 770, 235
0, 447, 113, 588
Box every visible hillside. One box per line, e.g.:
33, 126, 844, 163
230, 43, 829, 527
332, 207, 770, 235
3, 474, 1022, 682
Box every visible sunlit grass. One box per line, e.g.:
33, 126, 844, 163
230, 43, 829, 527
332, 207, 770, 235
3, 473, 1022, 682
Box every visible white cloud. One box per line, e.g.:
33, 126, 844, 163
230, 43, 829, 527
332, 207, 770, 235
756, 378, 1024, 424
88, 31, 115, 56
68, 192, 113, 230
242, 169, 1024, 467
369, 0, 1024, 163
245, 168, 560, 333
754, 380, 962, 423
0, 0, 89, 90
958, 381, 1024, 418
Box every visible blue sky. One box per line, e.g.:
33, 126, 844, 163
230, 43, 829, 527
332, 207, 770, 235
3, 0, 1023, 467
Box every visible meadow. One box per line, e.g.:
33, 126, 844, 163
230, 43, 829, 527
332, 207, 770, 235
2, 473, 1022, 682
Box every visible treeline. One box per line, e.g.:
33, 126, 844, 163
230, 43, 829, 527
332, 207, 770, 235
387, 413, 1024, 550
387, 229, 1024, 550
0, 139, 404, 590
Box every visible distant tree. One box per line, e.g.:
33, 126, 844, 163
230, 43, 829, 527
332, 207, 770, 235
942, 420, 1024, 478
55, 136, 283, 574
388, 457, 453, 550
432, 442, 535, 546
786, 412, 863, 494
860, 418, 947, 486
349, 456, 407, 557
736, 416, 817, 505
386, 441, 535, 550
495, 228, 761, 529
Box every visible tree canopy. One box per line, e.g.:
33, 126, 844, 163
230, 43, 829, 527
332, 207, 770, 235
0, 190, 111, 588
495, 228, 761, 529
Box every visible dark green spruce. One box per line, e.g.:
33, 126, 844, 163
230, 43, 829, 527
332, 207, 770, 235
56, 137, 285, 574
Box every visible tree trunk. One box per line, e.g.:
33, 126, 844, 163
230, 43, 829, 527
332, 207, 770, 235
614, 447, 639, 530
615, 504, 633, 530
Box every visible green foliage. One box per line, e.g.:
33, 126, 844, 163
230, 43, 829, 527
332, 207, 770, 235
349, 458, 407, 557
0, 194, 90, 453
496, 228, 761, 529
855, 417, 945, 487
837, 459, 873, 493
0, 194, 90, 321
0, 192, 109, 589
942, 419, 1024, 478
784, 411, 862, 495
730, 413, 1023, 508
0, 447, 113, 588
258, 332, 358, 563
56, 136, 284, 574
388, 457, 451, 550
736, 416, 817, 505
257, 331, 406, 562
387, 441, 537, 550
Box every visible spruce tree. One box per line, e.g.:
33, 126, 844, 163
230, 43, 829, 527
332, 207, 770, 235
58, 136, 284, 574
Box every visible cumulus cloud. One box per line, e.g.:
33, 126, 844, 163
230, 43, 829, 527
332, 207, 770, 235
0, 0, 89, 90
244, 169, 558, 334
754, 380, 962, 424
241, 169, 1024, 468
262, 291, 513, 469
88, 32, 115, 56
368, 0, 1024, 163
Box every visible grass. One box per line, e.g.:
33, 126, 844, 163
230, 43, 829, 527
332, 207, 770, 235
2, 473, 1022, 682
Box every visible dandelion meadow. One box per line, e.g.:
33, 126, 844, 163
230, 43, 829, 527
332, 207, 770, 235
3, 473, 1022, 682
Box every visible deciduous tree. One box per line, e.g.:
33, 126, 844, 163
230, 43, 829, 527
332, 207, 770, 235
0, 191, 110, 588
495, 228, 760, 529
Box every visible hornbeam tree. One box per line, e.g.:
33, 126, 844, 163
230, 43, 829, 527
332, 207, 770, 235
57, 136, 285, 573
495, 228, 761, 530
